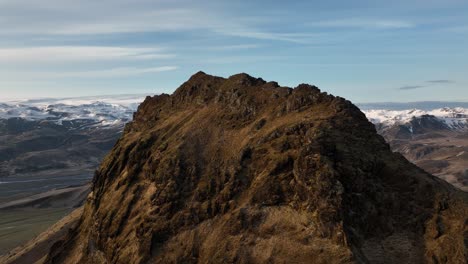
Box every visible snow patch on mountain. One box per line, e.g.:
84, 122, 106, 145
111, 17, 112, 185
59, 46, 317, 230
0, 94, 146, 128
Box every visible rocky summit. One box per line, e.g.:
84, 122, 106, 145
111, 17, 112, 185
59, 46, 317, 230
45, 72, 467, 264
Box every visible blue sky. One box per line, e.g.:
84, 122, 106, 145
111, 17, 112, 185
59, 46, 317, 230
0, 0, 467, 102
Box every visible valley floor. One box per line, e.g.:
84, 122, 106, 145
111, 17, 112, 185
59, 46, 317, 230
0, 183, 90, 259
0, 207, 71, 255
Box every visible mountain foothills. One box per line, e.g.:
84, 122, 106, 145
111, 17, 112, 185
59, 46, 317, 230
21, 72, 464, 264
362, 107, 468, 191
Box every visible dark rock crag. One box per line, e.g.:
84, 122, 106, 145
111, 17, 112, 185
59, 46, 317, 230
45, 72, 468, 264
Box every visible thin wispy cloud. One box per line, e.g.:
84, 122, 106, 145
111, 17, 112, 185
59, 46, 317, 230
48, 66, 178, 78
399, 79, 456, 90
0, 46, 173, 64
209, 44, 262, 51
214, 29, 318, 43
47, 9, 216, 35
426, 80, 454, 84
1, 66, 178, 79
0, 2, 314, 43
309, 18, 415, 29
399, 85, 426, 90
0, 2, 221, 36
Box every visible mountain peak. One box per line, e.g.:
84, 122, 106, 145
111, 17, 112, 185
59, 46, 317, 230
45, 73, 467, 264
131, 72, 365, 133
187, 70, 210, 81
227, 72, 266, 86
183, 70, 222, 85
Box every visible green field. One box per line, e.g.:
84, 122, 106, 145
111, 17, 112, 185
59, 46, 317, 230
0, 208, 72, 255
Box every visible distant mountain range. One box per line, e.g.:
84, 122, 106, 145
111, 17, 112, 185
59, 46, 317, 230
358, 101, 468, 111
3, 98, 467, 130
361, 106, 468, 131
3, 97, 468, 129
358, 103, 468, 191
0, 94, 146, 129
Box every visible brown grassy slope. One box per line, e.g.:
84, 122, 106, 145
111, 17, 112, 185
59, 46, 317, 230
45, 72, 468, 264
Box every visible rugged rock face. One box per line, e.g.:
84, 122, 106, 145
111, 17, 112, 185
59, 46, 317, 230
45, 72, 468, 264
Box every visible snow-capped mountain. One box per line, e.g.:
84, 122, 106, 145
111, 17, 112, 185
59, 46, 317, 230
0, 94, 146, 128
361, 107, 468, 130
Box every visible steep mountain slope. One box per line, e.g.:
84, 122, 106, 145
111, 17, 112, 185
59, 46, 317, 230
45, 72, 468, 264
